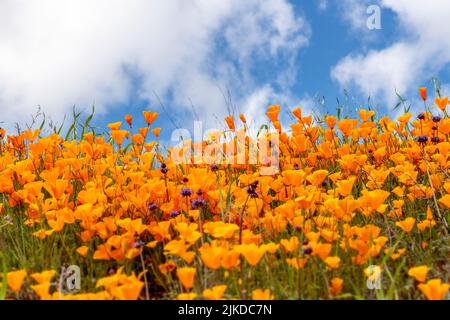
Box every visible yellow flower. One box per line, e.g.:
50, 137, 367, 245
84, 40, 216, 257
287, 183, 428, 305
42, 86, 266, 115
7, 270, 27, 293
31, 283, 52, 300
252, 289, 273, 300
435, 97, 448, 112
418, 279, 449, 300
330, 277, 344, 296
31, 270, 56, 284
408, 266, 430, 282
142, 111, 159, 126
419, 87, 427, 101
235, 243, 266, 266
438, 194, 450, 208
280, 237, 299, 253
395, 217, 415, 233
203, 285, 227, 300
76, 246, 89, 257
111, 282, 144, 300
177, 293, 197, 300
176, 267, 196, 290
324, 256, 341, 269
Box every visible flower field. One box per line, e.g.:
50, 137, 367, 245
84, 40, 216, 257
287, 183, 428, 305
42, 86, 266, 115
0, 88, 449, 300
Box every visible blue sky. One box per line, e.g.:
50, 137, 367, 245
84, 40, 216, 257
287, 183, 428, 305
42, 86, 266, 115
1, 0, 449, 142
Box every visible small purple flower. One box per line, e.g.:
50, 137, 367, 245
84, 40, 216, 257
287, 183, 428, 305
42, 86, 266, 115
182, 177, 189, 183
417, 135, 428, 144
417, 113, 426, 120
133, 240, 145, 248
211, 164, 219, 172
108, 268, 116, 275
303, 246, 313, 255
249, 191, 259, 199
294, 226, 302, 232
196, 189, 203, 196
161, 167, 168, 174
432, 115, 442, 123
191, 198, 205, 209
303, 240, 309, 245
181, 188, 193, 197
431, 136, 440, 143
293, 163, 299, 170
170, 210, 181, 217
246, 181, 259, 198
148, 203, 159, 211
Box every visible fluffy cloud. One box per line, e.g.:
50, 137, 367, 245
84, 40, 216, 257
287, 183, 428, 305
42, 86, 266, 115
331, 0, 450, 105
0, 0, 309, 129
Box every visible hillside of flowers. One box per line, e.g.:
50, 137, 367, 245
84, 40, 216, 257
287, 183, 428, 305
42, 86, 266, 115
0, 87, 449, 300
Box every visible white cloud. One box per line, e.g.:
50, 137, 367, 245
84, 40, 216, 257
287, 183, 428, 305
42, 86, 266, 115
338, 0, 370, 31
0, 0, 309, 129
317, 0, 328, 11
241, 85, 314, 134
331, 0, 450, 106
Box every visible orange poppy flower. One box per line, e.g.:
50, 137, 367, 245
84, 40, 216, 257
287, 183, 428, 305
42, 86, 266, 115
7, 270, 27, 293
31, 283, 52, 300
176, 293, 197, 300
76, 246, 89, 257
152, 128, 161, 137
330, 277, 343, 296
124, 114, 133, 127
111, 282, 144, 300
236, 243, 266, 266
408, 265, 429, 282
307, 170, 328, 186
280, 237, 299, 253
252, 289, 273, 300
142, 111, 159, 126
31, 270, 56, 284
110, 130, 129, 146
418, 279, 449, 300
325, 256, 341, 269
435, 97, 448, 112
292, 107, 302, 119
203, 285, 227, 300
438, 194, 450, 208
224, 116, 235, 131
358, 109, 375, 122
419, 87, 427, 101
395, 217, 415, 233
176, 267, 196, 290
325, 116, 336, 129
107, 121, 122, 131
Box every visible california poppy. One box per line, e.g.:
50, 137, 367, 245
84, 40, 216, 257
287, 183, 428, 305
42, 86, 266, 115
7, 270, 27, 293
418, 279, 449, 300
419, 87, 427, 101
435, 97, 448, 112
176, 267, 196, 290
203, 285, 227, 300
142, 111, 159, 126
408, 266, 429, 282
252, 289, 273, 300
124, 114, 133, 127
